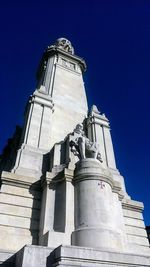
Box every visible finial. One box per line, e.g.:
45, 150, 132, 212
46, 38, 87, 71
90, 105, 100, 114
48, 38, 74, 55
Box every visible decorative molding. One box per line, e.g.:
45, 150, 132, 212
41, 168, 74, 188
122, 199, 144, 212
0, 171, 41, 190
30, 91, 54, 109
38, 46, 86, 73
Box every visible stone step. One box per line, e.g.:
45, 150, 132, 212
0, 250, 15, 266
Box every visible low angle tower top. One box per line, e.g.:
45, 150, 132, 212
0, 38, 149, 267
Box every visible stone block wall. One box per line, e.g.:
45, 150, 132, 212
122, 199, 150, 254
0, 171, 41, 251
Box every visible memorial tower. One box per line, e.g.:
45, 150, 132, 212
0, 38, 149, 267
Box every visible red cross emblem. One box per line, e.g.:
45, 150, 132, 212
98, 181, 105, 189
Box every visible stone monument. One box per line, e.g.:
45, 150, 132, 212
0, 38, 149, 267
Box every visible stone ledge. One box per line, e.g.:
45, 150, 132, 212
45, 46, 87, 72
122, 198, 144, 212
0, 249, 15, 263
1, 171, 41, 190
31, 93, 54, 109
15, 245, 53, 267
53, 245, 150, 266
14, 244, 150, 267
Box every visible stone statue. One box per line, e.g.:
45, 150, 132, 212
70, 124, 102, 162
54, 38, 74, 54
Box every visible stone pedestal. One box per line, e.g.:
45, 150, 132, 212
72, 158, 127, 252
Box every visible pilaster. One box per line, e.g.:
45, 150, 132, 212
39, 168, 74, 248
87, 105, 127, 194
87, 105, 116, 169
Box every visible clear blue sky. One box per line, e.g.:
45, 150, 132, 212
0, 1, 150, 225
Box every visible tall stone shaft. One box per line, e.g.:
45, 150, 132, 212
36, 40, 88, 147
0, 38, 149, 267
12, 38, 88, 177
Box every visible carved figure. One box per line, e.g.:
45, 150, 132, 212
55, 38, 74, 54
70, 124, 102, 162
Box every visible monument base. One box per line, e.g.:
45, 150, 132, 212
1, 244, 149, 267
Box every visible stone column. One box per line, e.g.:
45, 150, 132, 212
11, 91, 54, 178
39, 173, 55, 246
65, 169, 74, 235
87, 105, 116, 169
39, 168, 74, 248
87, 105, 127, 194
103, 125, 116, 170
72, 158, 127, 251
22, 91, 54, 149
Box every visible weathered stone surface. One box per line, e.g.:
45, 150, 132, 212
72, 158, 127, 251
0, 171, 41, 251
0, 249, 15, 264
53, 245, 150, 267
15, 245, 53, 267
15, 245, 150, 267
0, 38, 149, 266
11, 41, 88, 178
39, 169, 74, 247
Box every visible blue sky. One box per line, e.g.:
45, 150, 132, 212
0, 1, 150, 225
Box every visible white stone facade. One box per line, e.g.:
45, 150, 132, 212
0, 38, 149, 266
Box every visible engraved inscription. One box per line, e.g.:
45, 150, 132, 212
61, 58, 76, 71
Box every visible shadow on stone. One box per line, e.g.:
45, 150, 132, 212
29, 181, 42, 245
53, 179, 66, 232
0, 253, 16, 267
42, 152, 50, 175
0, 126, 22, 172
46, 251, 54, 267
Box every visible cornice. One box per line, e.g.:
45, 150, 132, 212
0, 171, 41, 190
37, 47, 86, 77
122, 198, 144, 212
47, 47, 86, 71
41, 168, 74, 188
